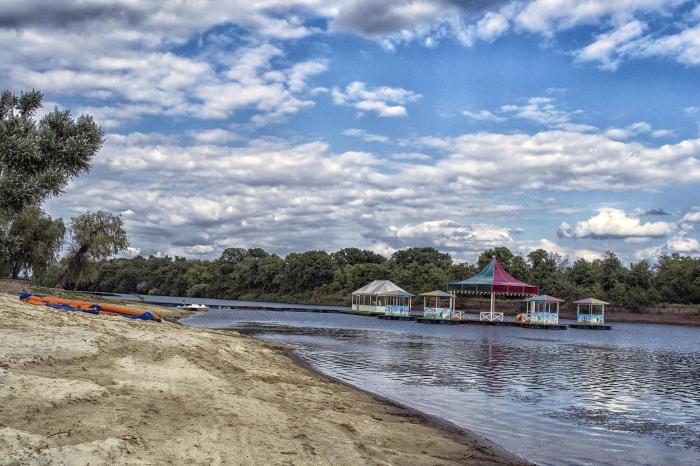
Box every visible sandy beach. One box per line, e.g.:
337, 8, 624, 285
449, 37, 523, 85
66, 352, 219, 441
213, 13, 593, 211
0, 291, 526, 465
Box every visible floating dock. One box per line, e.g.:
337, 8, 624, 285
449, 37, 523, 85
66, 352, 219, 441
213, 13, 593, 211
413, 318, 459, 325
415, 317, 568, 330
378, 315, 414, 321
217, 304, 341, 313
569, 323, 611, 330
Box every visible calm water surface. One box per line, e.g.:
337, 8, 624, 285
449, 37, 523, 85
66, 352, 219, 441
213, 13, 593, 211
183, 309, 700, 466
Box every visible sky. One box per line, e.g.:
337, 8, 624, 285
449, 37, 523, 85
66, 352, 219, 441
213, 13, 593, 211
2, 0, 700, 263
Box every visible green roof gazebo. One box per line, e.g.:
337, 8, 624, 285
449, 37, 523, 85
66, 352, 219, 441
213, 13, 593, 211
420, 290, 456, 320
380, 288, 414, 317
448, 258, 539, 321
574, 298, 609, 325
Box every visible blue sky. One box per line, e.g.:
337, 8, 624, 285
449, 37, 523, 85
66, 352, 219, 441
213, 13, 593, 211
2, 0, 699, 262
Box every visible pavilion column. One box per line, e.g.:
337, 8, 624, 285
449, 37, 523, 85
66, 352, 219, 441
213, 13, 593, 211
490, 291, 495, 319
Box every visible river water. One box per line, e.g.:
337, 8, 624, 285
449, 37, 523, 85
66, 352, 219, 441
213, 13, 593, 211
182, 309, 699, 466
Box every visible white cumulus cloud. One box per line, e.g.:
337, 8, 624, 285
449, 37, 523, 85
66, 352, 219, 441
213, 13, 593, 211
563, 208, 675, 240
332, 81, 421, 117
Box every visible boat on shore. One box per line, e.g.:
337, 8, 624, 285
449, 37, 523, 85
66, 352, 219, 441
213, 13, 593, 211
177, 303, 210, 312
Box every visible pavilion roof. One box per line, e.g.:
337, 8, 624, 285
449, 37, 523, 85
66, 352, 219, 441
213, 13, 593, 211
420, 290, 453, 297
352, 280, 412, 296
525, 294, 565, 303
573, 297, 609, 305
379, 289, 414, 297
447, 259, 539, 296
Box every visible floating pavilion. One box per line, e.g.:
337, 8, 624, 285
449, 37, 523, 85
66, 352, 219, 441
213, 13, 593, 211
351, 280, 413, 316
573, 298, 609, 325
447, 259, 539, 321
420, 290, 457, 320
521, 294, 564, 325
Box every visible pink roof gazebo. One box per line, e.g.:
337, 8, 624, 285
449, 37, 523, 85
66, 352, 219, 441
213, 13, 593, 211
574, 298, 609, 325
524, 294, 564, 324
448, 259, 539, 321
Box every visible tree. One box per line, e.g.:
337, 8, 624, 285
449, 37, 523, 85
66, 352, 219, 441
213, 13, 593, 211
57, 210, 128, 289
0, 89, 102, 259
280, 250, 335, 292
477, 247, 514, 270
568, 258, 595, 288
331, 247, 386, 267
509, 255, 529, 281
600, 251, 627, 296
1, 206, 65, 278
390, 247, 452, 269
654, 254, 700, 304
527, 248, 565, 296
0, 90, 103, 214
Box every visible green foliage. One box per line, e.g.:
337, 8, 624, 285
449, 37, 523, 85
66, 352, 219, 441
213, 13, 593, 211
0, 89, 103, 215
0, 89, 102, 262
0, 206, 65, 278
57, 210, 128, 289
391, 247, 452, 269
331, 247, 386, 267
655, 254, 700, 304
478, 246, 514, 270
74, 245, 700, 308
281, 250, 336, 292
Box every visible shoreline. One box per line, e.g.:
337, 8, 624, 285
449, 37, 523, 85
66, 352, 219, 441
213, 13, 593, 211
283, 347, 529, 464
176, 314, 527, 464
0, 292, 527, 465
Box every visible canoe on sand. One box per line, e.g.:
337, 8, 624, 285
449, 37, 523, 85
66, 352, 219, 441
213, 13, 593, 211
19, 293, 161, 322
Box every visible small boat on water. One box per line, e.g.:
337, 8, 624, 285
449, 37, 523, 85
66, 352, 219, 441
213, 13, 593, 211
177, 303, 210, 312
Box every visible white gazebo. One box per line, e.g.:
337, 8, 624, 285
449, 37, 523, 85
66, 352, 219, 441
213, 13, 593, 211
351, 280, 412, 315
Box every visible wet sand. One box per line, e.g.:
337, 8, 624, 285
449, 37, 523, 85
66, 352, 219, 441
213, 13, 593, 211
0, 292, 526, 465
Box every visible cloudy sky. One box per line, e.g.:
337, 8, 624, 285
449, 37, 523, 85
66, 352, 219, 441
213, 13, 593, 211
4, 0, 700, 262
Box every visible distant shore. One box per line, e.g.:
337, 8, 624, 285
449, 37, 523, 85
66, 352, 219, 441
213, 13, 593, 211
0, 290, 526, 465
3, 278, 697, 326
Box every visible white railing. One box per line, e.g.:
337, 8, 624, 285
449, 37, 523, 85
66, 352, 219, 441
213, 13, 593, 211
480, 311, 504, 321
352, 304, 386, 314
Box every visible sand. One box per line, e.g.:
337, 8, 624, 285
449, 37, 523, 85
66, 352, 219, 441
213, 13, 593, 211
0, 292, 526, 466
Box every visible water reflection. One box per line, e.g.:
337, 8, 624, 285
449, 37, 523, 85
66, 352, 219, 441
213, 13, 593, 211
184, 310, 700, 466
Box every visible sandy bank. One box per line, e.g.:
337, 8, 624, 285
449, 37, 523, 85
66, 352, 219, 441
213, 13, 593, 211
0, 292, 526, 465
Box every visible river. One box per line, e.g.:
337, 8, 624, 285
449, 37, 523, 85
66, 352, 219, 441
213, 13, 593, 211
181, 308, 698, 465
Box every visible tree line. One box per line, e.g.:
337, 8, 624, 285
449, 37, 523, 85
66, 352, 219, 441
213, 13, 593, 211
51, 246, 700, 309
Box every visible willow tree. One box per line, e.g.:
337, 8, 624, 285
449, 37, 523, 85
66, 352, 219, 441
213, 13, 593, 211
1, 206, 65, 278
0, 89, 103, 258
57, 210, 128, 289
